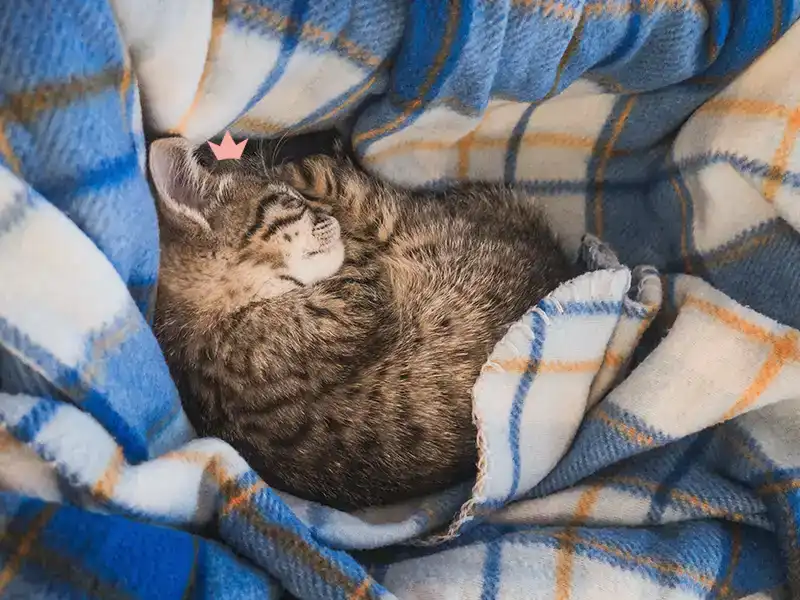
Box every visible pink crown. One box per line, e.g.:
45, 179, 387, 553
207, 131, 248, 161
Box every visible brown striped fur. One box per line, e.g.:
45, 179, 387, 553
150, 136, 571, 510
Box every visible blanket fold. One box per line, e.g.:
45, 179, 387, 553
1, 0, 800, 598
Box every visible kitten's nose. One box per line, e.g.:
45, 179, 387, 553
312, 215, 340, 244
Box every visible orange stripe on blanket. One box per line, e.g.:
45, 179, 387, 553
594, 408, 656, 446
584, 0, 706, 17
520, 130, 600, 150
3, 68, 124, 124
703, 233, 776, 270
759, 478, 800, 495
683, 296, 780, 346
603, 351, 625, 368
554, 484, 603, 600
363, 130, 602, 166
514, 0, 708, 20
770, 0, 785, 45
348, 578, 373, 600
172, 0, 230, 135
606, 475, 748, 521
695, 97, 792, 119
683, 296, 800, 421
160, 449, 272, 518
715, 524, 742, 599
456, 103, 514, 177
119, 67, 131, 126
670, 176, 694, 274
303, 71, 384, 131
593, 96, 636, 237
722, 330, 799, 420
92, 446, 125, 500
224, 481, 267, 515
0, 505, 57, 593
161, 449, 215, 466
518, 0, 704, 20
233, 2, 381, 67
484, 358, 602, 374
0, 66, 125, 175
553, 531, 719, 591
763, 106, 800, 202
0, 116, 21, 174
601, 310, 659, 372
230, 115, 285, 136
512, 0, 579, 20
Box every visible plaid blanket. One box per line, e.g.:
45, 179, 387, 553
1, 0, 800, 598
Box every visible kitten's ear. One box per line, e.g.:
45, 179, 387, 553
149, 137, 212, 234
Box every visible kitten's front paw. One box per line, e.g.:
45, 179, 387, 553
279, 155, 339, 201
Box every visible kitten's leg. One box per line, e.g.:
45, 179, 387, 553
279, 155, 398, 243
278, 155, 341, 205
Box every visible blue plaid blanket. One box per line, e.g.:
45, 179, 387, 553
1, 0, 800, 598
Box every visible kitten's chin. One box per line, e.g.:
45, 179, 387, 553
291, 240, 345, 285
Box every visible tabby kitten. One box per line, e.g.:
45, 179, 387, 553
150, 136, 572, 510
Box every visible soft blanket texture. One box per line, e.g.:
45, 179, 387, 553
1, 0, 800, 598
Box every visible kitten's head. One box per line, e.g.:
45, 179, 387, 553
149, 136, 345, 316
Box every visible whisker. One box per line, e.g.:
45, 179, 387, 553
270, 126, 296, 169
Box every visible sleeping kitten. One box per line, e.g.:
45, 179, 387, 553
150, 136, 572, 510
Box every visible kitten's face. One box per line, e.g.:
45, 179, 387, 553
149, 137, 344, 309
229, 181, 344, 286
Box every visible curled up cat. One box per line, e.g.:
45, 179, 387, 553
149, 136, 572, 511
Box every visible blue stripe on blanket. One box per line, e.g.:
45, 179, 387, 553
352, 0, 474, 148
506, 306, 549, 502
574, 524, 782, 595
504, 103, 537, 184
479, 537, 503, 600
235, 0, 311, 120
0, 493, 278, 599
701, 0, 795, 79
531, 403, 677, 497
0, 311, 189, 463
7, 399, 58, 444
433, 0, 512, 114
230, 0, 404, 69
79, 314, 191, 458
285, 73, 387, 132
516, 152, 800, 195
644, 430, 716, 523
496, 0, 585, 97
593, 0, 642, 69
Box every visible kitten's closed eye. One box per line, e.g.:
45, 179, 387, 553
283, 195, 304, 210
240, 185, 345, 286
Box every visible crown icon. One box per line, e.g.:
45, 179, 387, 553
207, 131, 248, 161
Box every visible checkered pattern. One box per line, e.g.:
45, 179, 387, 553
2, 0, 800, 598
